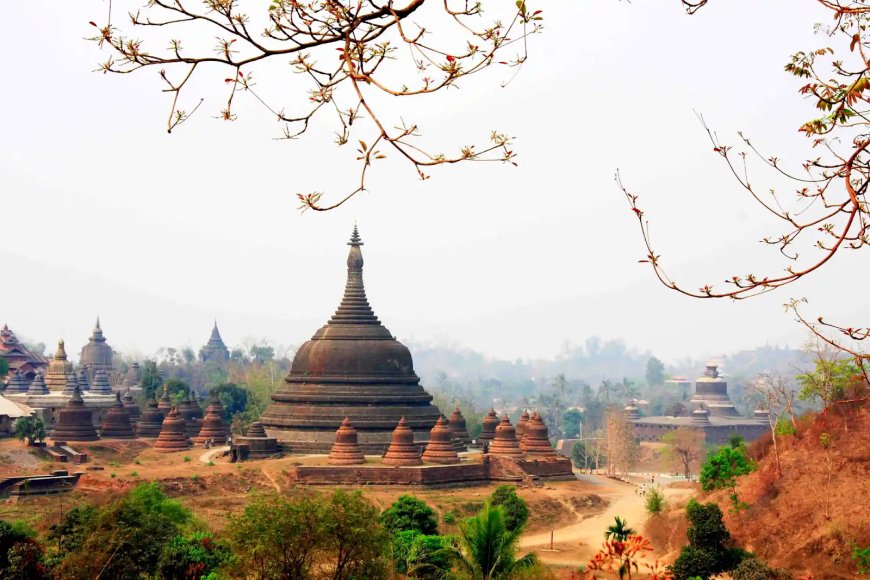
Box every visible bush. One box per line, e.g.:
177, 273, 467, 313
391, 530, 452, 579
442, 511, 457, 525
668, 500, 746, 580
731, 557, 793, 580
645, 486, 666, 516
380, 495, 438, 536
156, 532, 233, 580
489, 485, 529, 533
853, 543, 870, 575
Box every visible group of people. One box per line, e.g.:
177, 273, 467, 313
202, 435, 233, 449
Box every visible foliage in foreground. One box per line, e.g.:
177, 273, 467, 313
13, 416, 45, 446
669, 500, 746, 580
699, 436, 756, 512
380, 495, 439, 537
585, 517, 671, 579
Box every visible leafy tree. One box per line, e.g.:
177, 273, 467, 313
0, 520, 35, 572
661, 427, 705, 479
645, 487, 666, 516
13, 416, 45, 446
669, 499, 746, 580
645, 357, 666, 387
47, 505, 98, 557
210, 383, 249, 421
165, 378, 191, 404
140, 360, 163, 399
226, 492, 325, 580
55, 483, 191, 579
321, 490, 391, 580
380, 495, 438, 536
4, 540, 49, 580
605, 516, 636, 542
392, 530, 452, 579
489, 486, 529, 533
699, 437, 756, 512
561, 409, 582, 438
156, 532, 233, 580
444, 504, 537, 580
797, 354, 861, 411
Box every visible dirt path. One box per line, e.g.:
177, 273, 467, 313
199, 446, 230, 464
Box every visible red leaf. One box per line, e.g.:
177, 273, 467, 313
446, 55, 455, 62
89, 21, 98, 27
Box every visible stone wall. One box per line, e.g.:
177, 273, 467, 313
292, 463, 487, 486
632, 421, 767, 446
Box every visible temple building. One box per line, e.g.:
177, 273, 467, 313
628, 363, 767, 445
80, 318, 115, 383
199, 322, 230, 363
0, 324, 48, 382
259, 227, 441, 453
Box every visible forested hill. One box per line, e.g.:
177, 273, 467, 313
407, 337, 804, 395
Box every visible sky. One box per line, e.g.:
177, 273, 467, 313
2, 0, 866, 366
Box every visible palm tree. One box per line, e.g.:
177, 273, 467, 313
605, 516, 636, 542
443, 504, 537, 579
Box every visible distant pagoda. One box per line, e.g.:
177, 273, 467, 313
122, 388, 141, 423
154, 408, 192, 452
479, 409, 500, 446
328, 418, 365, 465
383, 417, 423, 466
520, 412, 556, 456
422, 416, 460, 464
80, 318, 114, 383
488, 416, 523, 457
259, 226, 441, 453
448, 406, 470, 451
193, 395, 229, 444
44, 340, 74, 391
199, 322, 230, 363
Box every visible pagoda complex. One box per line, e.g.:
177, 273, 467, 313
80, 318, 114, 383
199, 322, 230, 363
0, 324, 48, 381
628, 363, 768, 445
260, 227, 441, 453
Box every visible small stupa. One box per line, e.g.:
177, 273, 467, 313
77, 367, 91, 392
135, 396, 165, 438
62, 371, 79, 395
328, 417, 366, 465
26, 371, 49, 396
90, 370, 113, 395
236, 422, 279, 458
383, 417, 423, 466
520, 412, 556, 456
479, 408, 499, 445
122, 362, 142, 388
157, 384, 173, 412
448, 406, 471, 451
488, 415, 523, 457
421, 416, 460, 464
44, 340, 74, 391
178, 390, 204, 437
194, 396, 230, 444
122, 388, 141, 423
5, 370, 30, 394
516, 410, 531, 440
52, 387, 99, 442
100, 392, 136, 439
154, 408, 192, 452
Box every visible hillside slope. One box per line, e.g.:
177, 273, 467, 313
710, 407, 870, 578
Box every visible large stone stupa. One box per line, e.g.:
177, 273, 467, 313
80, 318, 114, 383
259, 226, 442, 453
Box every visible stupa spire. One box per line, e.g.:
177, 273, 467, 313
328, 225, 379, 326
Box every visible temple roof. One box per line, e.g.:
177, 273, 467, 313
0, 325, 48, 374
200, 321, 230, 362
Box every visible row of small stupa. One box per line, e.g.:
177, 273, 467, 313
326, 406, 556, 466
51, 384, 231, 453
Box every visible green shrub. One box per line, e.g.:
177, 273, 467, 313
645, 486, 666, 515
206, 461, 214, 467
443, 511, 456, 525
853, 543, 870, 574
131, 471, 139, 478
669, 500, 746, 579
489, 485, 529, 533
156, 532, 233, 579
183, 456, 191, 463
731, 557, 793, 579
380, 495, 438, 536
391, 530, 452, 578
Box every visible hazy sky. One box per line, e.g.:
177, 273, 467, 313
2, 1, 866, 366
